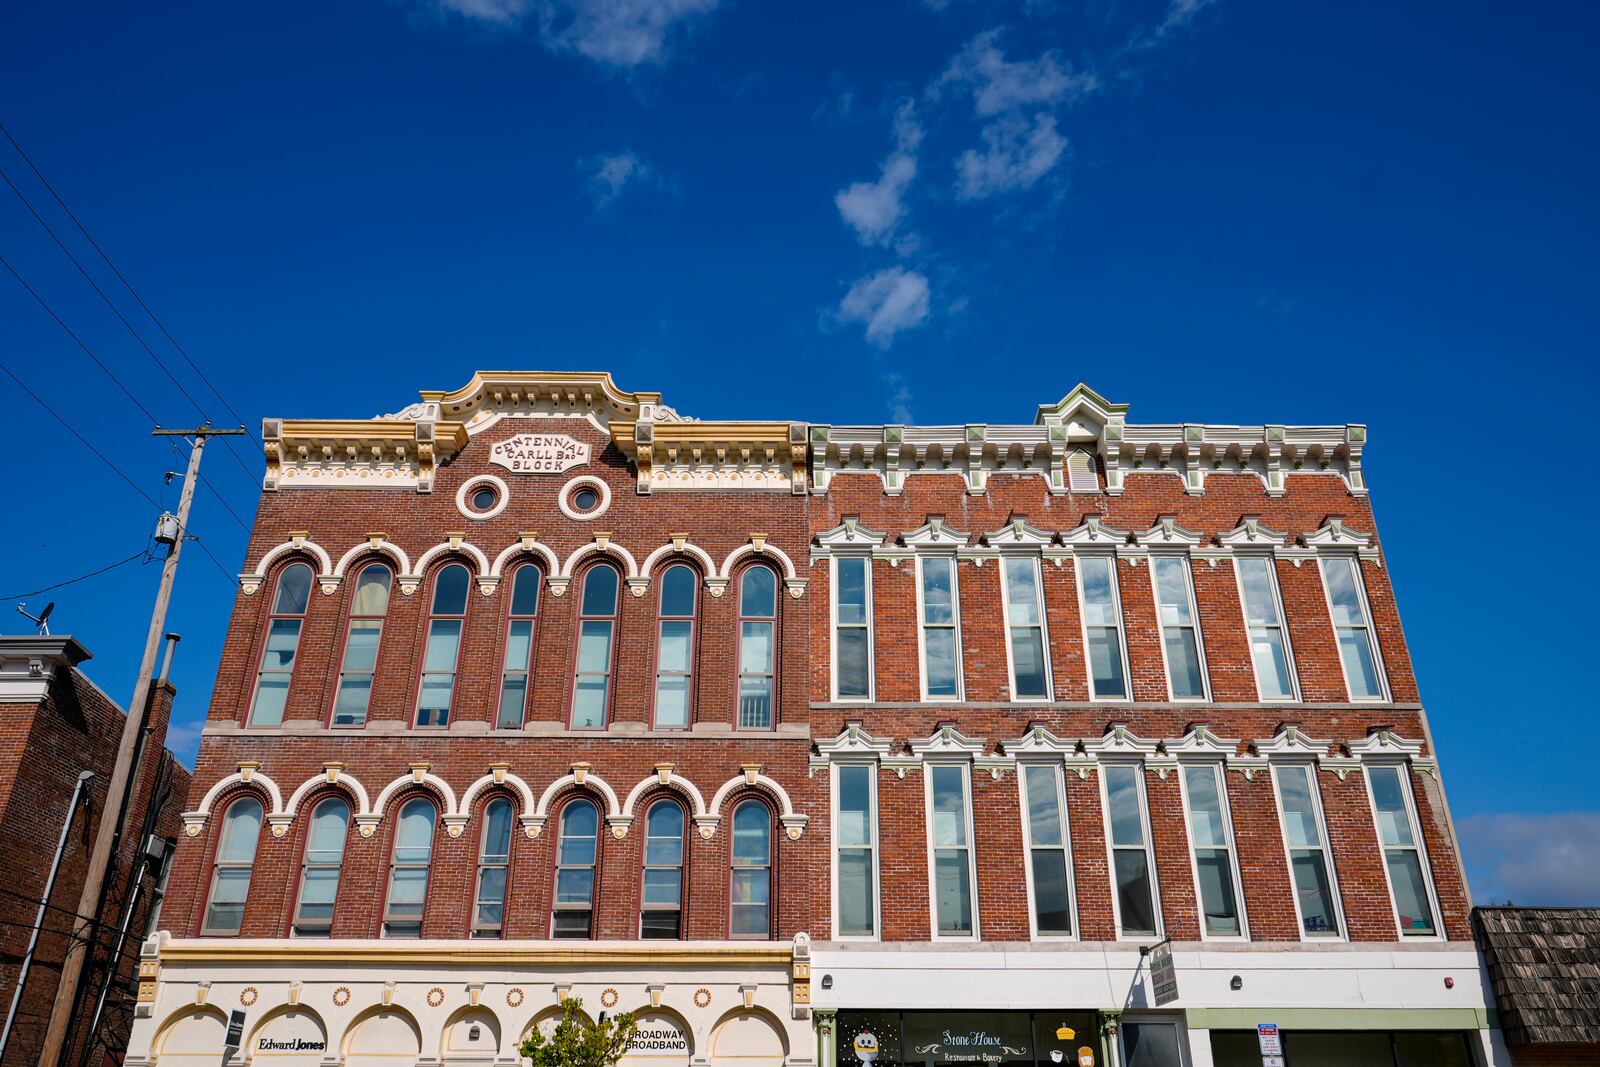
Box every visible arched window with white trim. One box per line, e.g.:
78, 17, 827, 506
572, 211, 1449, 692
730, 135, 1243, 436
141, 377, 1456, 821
383, 797, 436, 937
552, 798, 600, 938
473, 797, 514, 938
571, 565, 619, 730
641, 799, 685, 938
417, 564, 469, 727
292, 797, 349, 936
203, 796, 264, 936
653, 565, 697, 729
738, 566, 777, 729
730, 800, 773, 939
332, 565, 391, 727
497, 565, 541, 729
249, 562, 313, 726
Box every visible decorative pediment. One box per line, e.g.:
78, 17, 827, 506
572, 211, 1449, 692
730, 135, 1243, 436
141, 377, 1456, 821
1061, 516, 1131, 549
1167, 723, 1241, 760
1349, 729, 1425, 761
1217, 516, 1289, 550
1085, 723, 1161, 759
1302, 518, 1373, 551
909, 723, 988, 759
902, 517, 970, 550
814, 519, 887, 553
1134, 517, 1205, 550
1034, 382, 1130, 442
982, 519, 1056, 549
1009, 724, 1079, 757
810, 721, 894, 775
1255, 723, 1334, 761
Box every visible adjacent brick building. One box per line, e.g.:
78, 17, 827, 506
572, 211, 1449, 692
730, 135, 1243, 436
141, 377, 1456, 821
0, 635, 190, 1066
126, 373, 1507, 1067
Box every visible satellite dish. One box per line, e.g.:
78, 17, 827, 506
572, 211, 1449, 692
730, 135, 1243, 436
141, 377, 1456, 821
15, 601, 54, 635
38, 603, 54, 625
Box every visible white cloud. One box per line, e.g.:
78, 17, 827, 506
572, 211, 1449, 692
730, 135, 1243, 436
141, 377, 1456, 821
837, 268, 931, 347
430, 0, 719, 67
937, 29, 1098, 117
834, 101, 923, 247
1459, 812, 1600, 906
955, 112, 1066, 199
580, 150, 660, 208
163, 717, 204, 769
884, 373, 915, 423
1121, 0, 1219, 56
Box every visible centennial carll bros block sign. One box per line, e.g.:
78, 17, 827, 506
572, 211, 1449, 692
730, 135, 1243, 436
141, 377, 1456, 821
489, 432, 590, 473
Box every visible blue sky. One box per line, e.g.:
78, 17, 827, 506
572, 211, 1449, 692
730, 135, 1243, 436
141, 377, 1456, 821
2, 0, 1595, 903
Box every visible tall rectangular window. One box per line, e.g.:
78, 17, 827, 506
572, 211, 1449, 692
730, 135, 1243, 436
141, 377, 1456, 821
332, 565, 391, 727
1180, 764, 1244, 937
835, 764, 878, 938
833, 556, 873, 700
1021, 764, 1073, 937
1002, 556, 1051, 699
1367, 765, 1437, 936
1274, 764, 1342, 938
1235, 556, 1297, 700
1320, 556, 1386, 700
1078, 555, 1128, 699
416, 565, 469, 728
927, 764, 977, 937
1152, 556, 1207, 700
1103, 764, 1159, 938
918, 555, 962, 699
250, 563, 313, 727
496, 566, 540, 729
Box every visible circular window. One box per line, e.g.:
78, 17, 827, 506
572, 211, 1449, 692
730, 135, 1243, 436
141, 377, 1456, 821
558, 476, 611, 520
456, 475, 509, 520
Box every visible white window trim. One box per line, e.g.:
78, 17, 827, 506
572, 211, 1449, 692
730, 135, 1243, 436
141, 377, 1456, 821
1017, 760, 1078, 941
1232, 553, 1301, 702
830, 760, 882, 942
1317, 554, 1391, 703
1149, 553, 1211, 702
1362, 761, 1445, 942
914, 552, 964, 702
1099, 760, 1163, 941
923, 760, 981, 941
1074, 552, 1132, 702
999, 553, 1053, 702
1269, 760, 1348, 942
1176, 760, 1250, 942
830, 554, 875, 702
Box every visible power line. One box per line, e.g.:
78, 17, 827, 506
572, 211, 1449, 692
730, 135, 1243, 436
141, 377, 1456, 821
0, 120, 261, 448
0, 550, 151, 602
0, 161, 260, 490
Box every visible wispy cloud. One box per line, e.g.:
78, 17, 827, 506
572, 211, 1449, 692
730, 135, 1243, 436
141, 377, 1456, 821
837, 267, 932, 347
426, 0, 720, 68
936, 29, 1098, 118
580, 150, 663, 209
164, 716, 204, 769
884, 372, 915, 423
834, 101, 923, 247
1460, 812, 1600, 906
955, 112, 1066, 199
1120, 0, 1219, 57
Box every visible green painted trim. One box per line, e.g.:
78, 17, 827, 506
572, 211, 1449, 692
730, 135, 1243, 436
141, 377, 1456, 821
1184, 1007, 1495, 1031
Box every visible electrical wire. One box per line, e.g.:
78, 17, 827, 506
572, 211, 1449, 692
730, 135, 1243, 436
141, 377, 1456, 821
0, 162, 260, 490
0, 119, 260, 447
0, 550, 151, 602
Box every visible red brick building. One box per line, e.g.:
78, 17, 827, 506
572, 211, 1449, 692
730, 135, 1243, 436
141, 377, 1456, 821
127, 373, 1505, 1067
0, 634, 190, 1066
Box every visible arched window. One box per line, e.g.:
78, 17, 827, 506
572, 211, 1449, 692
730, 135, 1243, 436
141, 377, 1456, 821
383, 797, 436, 937
472, 798, 514, 938
552, 798, 599, 938
641, 800, 685, 938
571, 566, 619, 730
737, 567, 777, 729
292, 797, 350, 936
333, 565, 392, 727
653, 565, 697, 728
249, 562, 313, 726
417, 564, 470, 727
203, 796, 263, 935
497, 565, 541, 729
730, 800, 772, 939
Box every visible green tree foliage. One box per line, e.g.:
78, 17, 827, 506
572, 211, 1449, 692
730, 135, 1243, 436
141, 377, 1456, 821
519, 997, 639, 1067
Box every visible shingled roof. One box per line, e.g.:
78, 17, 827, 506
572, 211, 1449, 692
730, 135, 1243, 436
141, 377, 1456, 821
1474, 906, 1600, 1045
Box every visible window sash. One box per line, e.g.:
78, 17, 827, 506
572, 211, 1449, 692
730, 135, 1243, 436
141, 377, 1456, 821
1367, 765, 1437, 936
835, 764, 877, 938
250, 619, 302, 727
416, 619, 461, 727
1021, 764, 1073, 937
571, 619, 614, 729
1077, 555, 1128, 700
1181, 764, 1244, 938
1103, 765, 1159, 938
833, 556, 873, 700
1236, 556, 1297, 700
654, 619, 694, 728
927, 765, 976, 937
918, 555, 962, 700
1001, 556, 1050, 700
737, 620, 775, 729
553, 806, 598, 938
1153, 556, 1207, 700
1320, 556, 1386, 700
1274, 764, 1343, 937
332, 619, 383, 727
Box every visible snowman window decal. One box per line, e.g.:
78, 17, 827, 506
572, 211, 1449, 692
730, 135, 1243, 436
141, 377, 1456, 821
853, 1032, 879, 1065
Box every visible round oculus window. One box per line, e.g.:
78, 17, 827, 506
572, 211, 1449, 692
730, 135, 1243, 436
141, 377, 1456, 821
470, 486, 498, 511
572, 487, 599, 512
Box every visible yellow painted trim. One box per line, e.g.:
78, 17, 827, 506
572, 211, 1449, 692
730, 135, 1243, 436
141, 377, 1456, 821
158, 942, 792, 967
419, 370, 658, 410
275, 420, 469, 452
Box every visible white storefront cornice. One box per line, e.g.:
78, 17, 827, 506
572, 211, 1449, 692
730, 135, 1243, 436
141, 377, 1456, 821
809, 384, 1367, 499
0, 635, 92, 702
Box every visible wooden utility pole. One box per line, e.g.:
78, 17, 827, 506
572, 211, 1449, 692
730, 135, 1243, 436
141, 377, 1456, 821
36, 424, 245, 1067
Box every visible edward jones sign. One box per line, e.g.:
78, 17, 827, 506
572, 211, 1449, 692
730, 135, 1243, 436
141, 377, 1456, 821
490, 433, 590, 474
